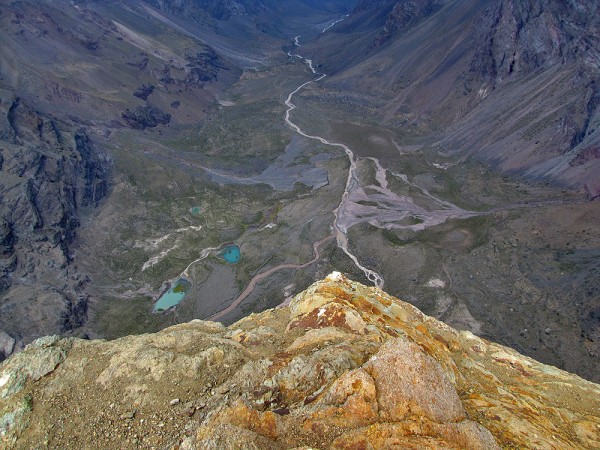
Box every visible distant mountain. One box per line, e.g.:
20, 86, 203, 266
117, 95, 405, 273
143, 0, 354, 19
140, 0, 357, 38
305, 0, 600, 192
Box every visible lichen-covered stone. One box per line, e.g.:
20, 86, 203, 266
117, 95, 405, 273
0, 273, 598, 449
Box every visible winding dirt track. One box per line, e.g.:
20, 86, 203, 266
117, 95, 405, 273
207, 235, 334, 321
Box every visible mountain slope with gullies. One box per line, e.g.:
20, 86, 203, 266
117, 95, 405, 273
0, 0, 246, 360
1, 273, 599, 449
0, 0, 357, 361
304, 0, 600, 192
137, 0, 357, 44
0, 0, 242, 126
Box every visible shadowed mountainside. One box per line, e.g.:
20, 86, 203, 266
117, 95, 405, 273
304, 0, 600, 191
0, 94, 109, 360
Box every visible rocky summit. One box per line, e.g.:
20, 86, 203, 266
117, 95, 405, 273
1, 273, 598, 449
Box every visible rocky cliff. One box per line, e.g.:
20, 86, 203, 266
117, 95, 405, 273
0, 92, 110, 361
1, 273, 598, 449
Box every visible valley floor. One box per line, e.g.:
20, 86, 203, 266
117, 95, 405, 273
77, 36, 599, 383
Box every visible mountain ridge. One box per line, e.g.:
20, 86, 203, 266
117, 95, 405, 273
1, 273, 598, 448
0, 0, 598, 404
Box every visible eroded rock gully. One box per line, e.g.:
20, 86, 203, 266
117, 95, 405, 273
1, 273, 599, 449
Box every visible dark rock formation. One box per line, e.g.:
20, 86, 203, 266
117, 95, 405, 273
471, 0, 600, 83
185, 49, 227, 84
146, 47, 232, 90
132, 84, 155, 101
126, 54, 150, 71
121, 105, 171, 129
0, 92, 110, 360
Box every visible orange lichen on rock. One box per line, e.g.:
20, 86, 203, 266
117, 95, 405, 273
210, 401, 279, 440
304, 368, 379, 431
287, 303, 367, 335
363, 338, 466, 423
2, 273, 599, 449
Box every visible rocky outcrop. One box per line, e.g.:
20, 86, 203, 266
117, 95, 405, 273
133, 84, 155, 101
0, 92, 110, 361
122, 105, 171, 130
1, 273, 598, 449
372, 0, 448, 47
471, 0, 599, 83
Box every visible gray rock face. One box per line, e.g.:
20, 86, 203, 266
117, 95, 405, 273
0, 332, 16, 361
467, 0, 600, 177
121, 105, 171, 130
372, 0, 448, 47
0, 92, 110, 360
472, 0, 600, 83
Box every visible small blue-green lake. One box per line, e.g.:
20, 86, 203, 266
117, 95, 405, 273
221, 244, 241, 264
153, 278, 191, 312
189, 206, 201, 215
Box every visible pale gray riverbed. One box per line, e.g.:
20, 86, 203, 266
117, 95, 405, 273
205, 135, 330, 191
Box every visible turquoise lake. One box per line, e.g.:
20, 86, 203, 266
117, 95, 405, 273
189, 206, 201, 215
153, 278, 191, 312
221, 244, 241, 264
